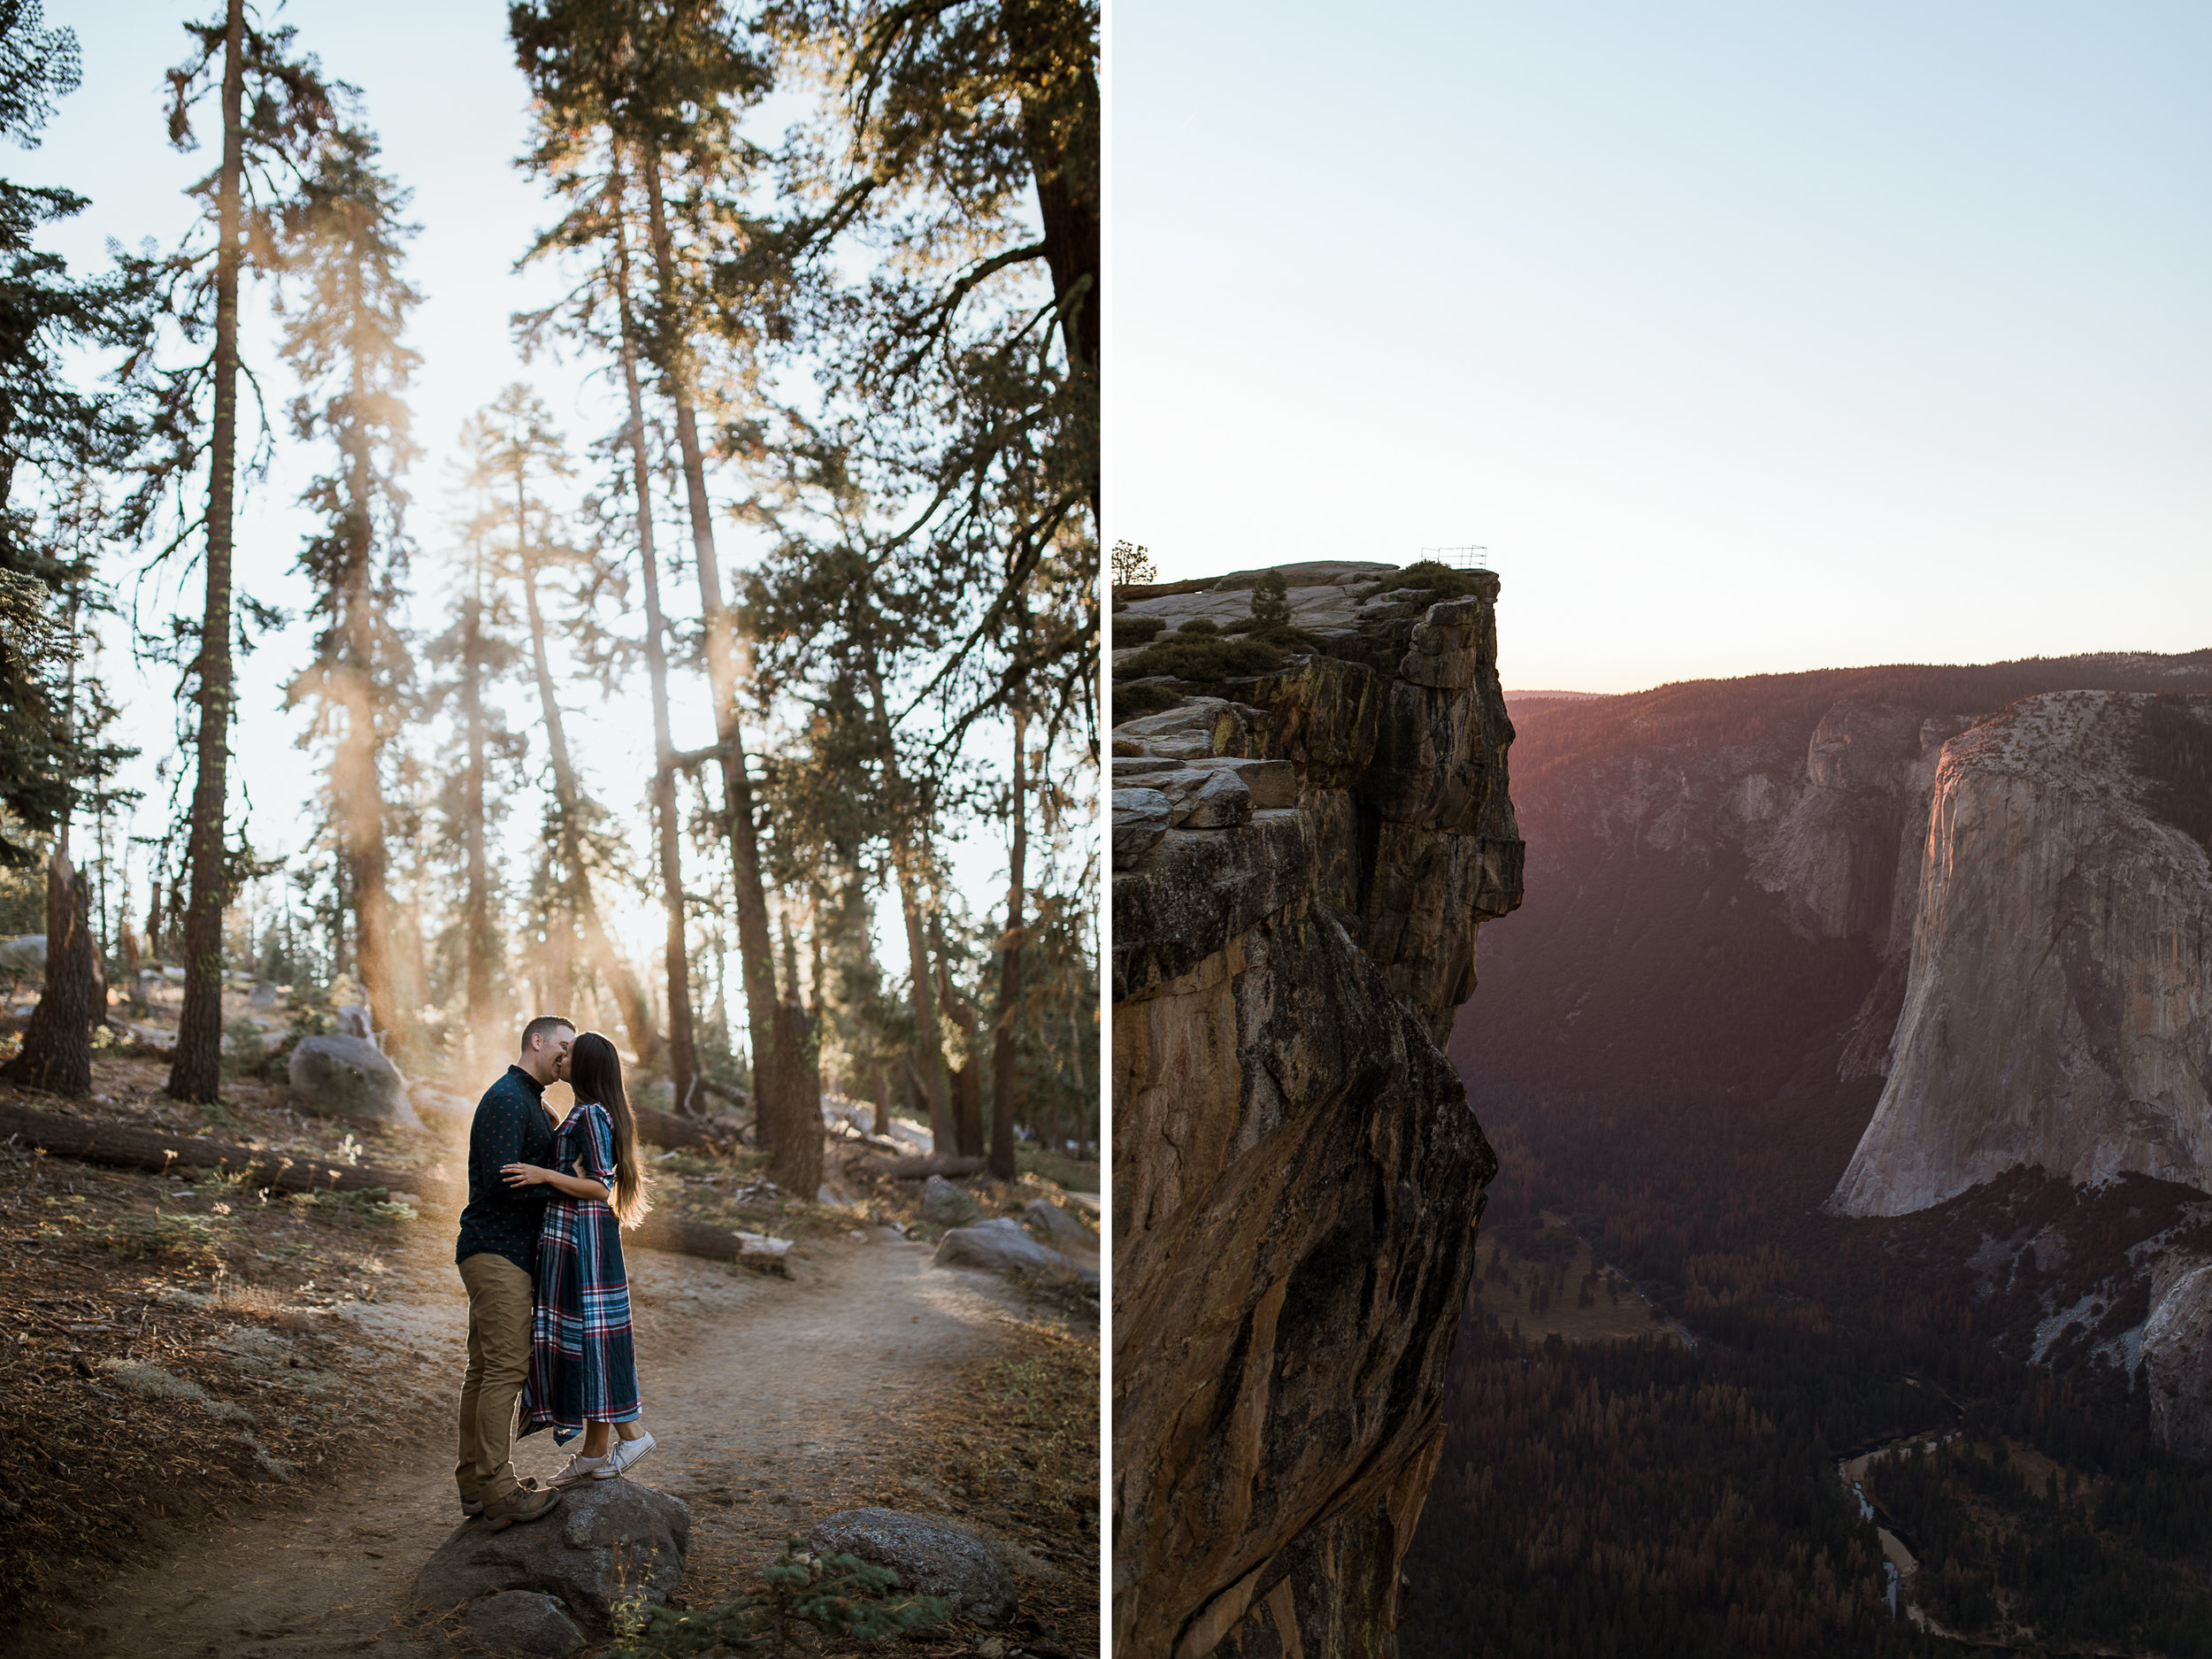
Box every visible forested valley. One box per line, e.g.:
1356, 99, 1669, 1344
1406, 662, 2212, 1658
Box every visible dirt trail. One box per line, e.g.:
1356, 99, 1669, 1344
44, 1226, 1066, 1657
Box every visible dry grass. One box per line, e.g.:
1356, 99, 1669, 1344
879, 1317, 1100, 1656
1471, 1233, 1683, 1347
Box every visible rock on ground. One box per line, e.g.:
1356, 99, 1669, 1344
1022, 1198, 1094, 1243
0, 933, 45, 980
287, 1033, 422, 1131
455, 1590, 587, 1657
920, 1173, 979, 1224
414, 1479, 688, 1631
933, 1217, 1096, 1287
809, 1508, 1017, 1625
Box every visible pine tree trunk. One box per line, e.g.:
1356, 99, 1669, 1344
4, 851, 98, 1095
462, 588, 494, 1036
337, 397, 399, 1043
167, 0, 247, 1104
933, 913, 983, 1160
860, 649, 953, 1151
611, 161, 696, 1109
638, 146, 800, 1177
516, 495, 661, 1064
1001, 0, 1098, 513
988, 704, 1027, 1181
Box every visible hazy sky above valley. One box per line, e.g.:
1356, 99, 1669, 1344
1110, 1, 2212, 694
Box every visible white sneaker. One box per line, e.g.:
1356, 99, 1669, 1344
550, 1451, 609, 1488
598, 1431, 656, 1478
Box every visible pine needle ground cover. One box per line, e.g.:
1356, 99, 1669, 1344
861, 1318, 1099, 1658
0, 1061, 457, 1637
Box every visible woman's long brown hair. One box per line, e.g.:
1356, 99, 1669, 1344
568, 1031, 649, 1226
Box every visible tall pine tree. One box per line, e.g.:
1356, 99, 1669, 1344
273, 123, 419, 1047
123, 1, 337, 1102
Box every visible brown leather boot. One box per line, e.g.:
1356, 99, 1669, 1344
479, 1482, 563, 1531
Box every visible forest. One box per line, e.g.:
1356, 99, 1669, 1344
0, 0, 1100, 1181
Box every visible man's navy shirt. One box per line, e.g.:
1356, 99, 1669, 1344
456, 1064, 556, 1274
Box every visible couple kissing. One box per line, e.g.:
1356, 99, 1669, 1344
453, 1015, 658, 1530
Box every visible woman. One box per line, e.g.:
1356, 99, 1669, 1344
502, 1030, 657, 1485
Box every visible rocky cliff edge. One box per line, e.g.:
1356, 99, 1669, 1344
1110, 566, 1521, 1659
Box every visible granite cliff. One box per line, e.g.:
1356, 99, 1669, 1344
1111, 563, 1521, 1659
1831, 690, 2212, 1217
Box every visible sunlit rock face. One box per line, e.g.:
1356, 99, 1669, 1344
1110, 570, 1520, 1659
1831, 692, 2212, 1218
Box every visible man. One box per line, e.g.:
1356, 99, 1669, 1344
454, 1014, 574, 1529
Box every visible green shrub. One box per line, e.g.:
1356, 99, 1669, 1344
1176, 616, 1218, 635
1251, 569, 1294, 629
288, 1187, 417, 1225
1363, 558, 1489, 604
1113, 682, 1183, 723
104, 1211, 237, 1266
222, 1016, 267, 1079
1113, 614, 1165, 644
611, 1538, 947, 1658
1112, 636, 1284, 684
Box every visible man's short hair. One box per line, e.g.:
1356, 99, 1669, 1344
519, 1014, 575, 1053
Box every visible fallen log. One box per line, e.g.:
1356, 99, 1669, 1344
0, 1102, 786, 1271
629, 1210, 793, 1273
856, 1153, 987, 1180
0, 1102, 433, 1197
696, 1078, 749, 1110
633, 1103, 724, 1152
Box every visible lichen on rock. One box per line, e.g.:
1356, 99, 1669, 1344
1111, 565, 1521, 1659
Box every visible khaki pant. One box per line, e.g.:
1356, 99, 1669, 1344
456, 1252, 534, 1505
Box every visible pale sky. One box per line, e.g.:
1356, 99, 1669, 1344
1108, 2, 2212, 692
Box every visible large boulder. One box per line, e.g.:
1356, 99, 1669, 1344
287, 1034, 422, 1131
1022, 1198, 1095, 1244
808, 1509, 1015, 1625
456, 1590, 586, 1656
415, 1481, 688, 1632
2144, 1264, 2212, 1455
933, 1217, 1097, 1288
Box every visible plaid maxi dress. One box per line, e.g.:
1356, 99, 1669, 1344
517, 1101, 641, 1444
